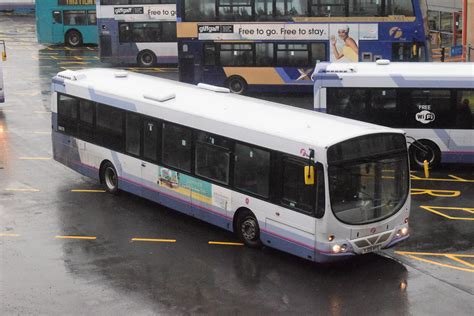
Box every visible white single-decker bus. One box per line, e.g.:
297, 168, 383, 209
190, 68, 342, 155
312, 60, 474, 168
52, 68, 411, 263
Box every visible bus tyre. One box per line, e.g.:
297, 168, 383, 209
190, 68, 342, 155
227, 76, 247, 94
101, 162, 119, 195
236, 211, 262, 248
409, 139, 441, 169
65, 30, 82, 47
137, 50, 156, 67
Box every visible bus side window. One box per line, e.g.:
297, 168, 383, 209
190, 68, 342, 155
162, 122, 192, 173
234, 143, 270, 198
88, 10, 97, 25
64, 11, 87, 26
52, 11, 62, 24
95, 104, 124, 152
369, 89, 400, 127
195, 132, 231, 185
58, 94, 78, 135
119, 23, 131, 43
125, 113, 141, 157
78, 99, 95, 142
456, 90, 474, 129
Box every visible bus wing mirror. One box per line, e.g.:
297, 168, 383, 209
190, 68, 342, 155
304, 166, 315, 185
1, 51, 5, 62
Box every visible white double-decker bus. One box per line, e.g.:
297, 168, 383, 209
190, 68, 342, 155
312, 61, 474, 168
97, 0, 177, 67
51, 68, 410, 262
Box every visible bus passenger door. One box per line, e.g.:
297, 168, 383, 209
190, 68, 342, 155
264, 157, 317, 259
140, 118, 161, 202
178, 43, 195, 84
51, 10, 64, 42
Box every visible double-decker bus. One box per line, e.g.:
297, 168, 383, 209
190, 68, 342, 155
0, 40, 6, 104
312, 60, 474, 168
36, 0, 98, 47
97, 0, 178, 67
177, 0, 430, 94
51, 68, 410, 262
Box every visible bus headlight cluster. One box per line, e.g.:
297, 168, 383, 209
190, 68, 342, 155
396, 227, 409, 238
332, 243, 349, 254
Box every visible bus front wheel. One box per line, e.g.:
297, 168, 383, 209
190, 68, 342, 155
100, 162, 119, 194
409, 139, 441, 169
65, 30, 82, 47
236, 210, 262, 248
137, 50, 156, 67
227, 76, 247, 94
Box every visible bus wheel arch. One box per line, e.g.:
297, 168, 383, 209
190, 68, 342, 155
65, 29, 83, 47
99, 160, 120, 194
233, 207, 262, 248
137, 50, 157, 67
409, 139, 441, 169
226, 76, 248, 94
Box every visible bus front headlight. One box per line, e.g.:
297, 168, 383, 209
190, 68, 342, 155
401, 227, 409, 236
332, 244, 341, 253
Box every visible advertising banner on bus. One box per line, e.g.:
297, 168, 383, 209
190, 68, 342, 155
100, 4, 176, 20
197, 23, 378, 55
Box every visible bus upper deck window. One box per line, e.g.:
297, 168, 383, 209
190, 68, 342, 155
53, 11, 62, 24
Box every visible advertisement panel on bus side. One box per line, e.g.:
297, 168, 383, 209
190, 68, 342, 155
98, 4, 176, 21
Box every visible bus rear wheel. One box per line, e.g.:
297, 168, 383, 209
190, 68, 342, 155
409, 139, 441, 169
101, 162, 119, 194
137, 50, 156, 67
227, 76, 247, 94
65, 30, 82, 47
236, 211, 262, 248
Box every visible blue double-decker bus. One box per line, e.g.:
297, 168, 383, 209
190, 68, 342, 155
177, 0, 430, 94
36, 0, 98, 47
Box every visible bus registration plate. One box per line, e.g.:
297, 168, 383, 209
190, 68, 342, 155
362, 245, 381, 254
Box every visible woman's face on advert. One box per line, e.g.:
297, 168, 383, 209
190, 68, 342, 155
338, 29, 348, 40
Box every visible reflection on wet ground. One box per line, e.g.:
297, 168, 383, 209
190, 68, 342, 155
1, 14, 473, 314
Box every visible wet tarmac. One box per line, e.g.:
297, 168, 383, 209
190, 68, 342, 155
1, 15, 473, 315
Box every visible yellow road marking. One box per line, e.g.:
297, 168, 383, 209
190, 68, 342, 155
410, 174, 474, 183
396, 251, 474, 257
58, 61, 88, 65
445, 255, 474, 268
411, 188, 461, 197
131, 238, 176, 243
5, 188, 40, 192
71, 189, 106, 193
0, 233, 20, 237
395, 251, 474, 273
420, 206, 474, 221
19, 157, 51, 160
55, 235, 97, 240
208, 241, 244, 246
405, 255, 474, 273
